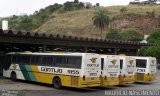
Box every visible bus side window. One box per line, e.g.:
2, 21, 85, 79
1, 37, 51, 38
31, 56, 41, 65
67, 56, 82, 69
101, 58, 104, 70
12, 55, 20, 64
20, 55, 30, 64
42, 56, 53, 66
41, 56, 48, 66
46, 56, 54, 66
120, 59, 123, 69
55, 56, 67, 67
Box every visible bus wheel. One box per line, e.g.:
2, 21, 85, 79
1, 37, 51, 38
53, 77, 62, 89
11, 72, 17, 81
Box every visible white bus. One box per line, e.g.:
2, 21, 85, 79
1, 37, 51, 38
134, 56, 157, 82
100, 55, 120, 86
118, 56, 136, 84
3, 52, 101, 88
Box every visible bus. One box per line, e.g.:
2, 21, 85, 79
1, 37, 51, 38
134, 56, 157, 82
118, 56, 136, 84
3, 52, 101, 88
100, 55, 120, 87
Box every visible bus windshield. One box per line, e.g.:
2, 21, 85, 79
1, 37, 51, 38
136, 59, 147, 68
4, 55, 11, 70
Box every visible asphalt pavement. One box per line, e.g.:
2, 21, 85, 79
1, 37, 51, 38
0, 70, 160, 96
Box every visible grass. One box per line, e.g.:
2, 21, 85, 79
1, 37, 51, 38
34, 5, 160, 38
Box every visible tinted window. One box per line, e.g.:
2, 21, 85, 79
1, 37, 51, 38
12, 55, 21, 63
12, 55, 82, 69
55, 56, 67, 67
136, 59, 147, 68
101, 58, 104, 70
41, 56, 54, 66
48, 56, 82, 68
12, 55, 30, 64
67, 56, 82, 68
31, 56, 41, 65
21, 55, 30, 64
120, 59, 123, 69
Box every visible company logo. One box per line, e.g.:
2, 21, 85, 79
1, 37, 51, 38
90, 57, 97, 63
12, 64, 17, 70
152, 60, 155, 64
111, 59, 117, 65
129, 60, 134, 65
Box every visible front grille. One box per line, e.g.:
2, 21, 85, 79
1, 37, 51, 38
71, 76, 78, 86
137, 73, 144, 81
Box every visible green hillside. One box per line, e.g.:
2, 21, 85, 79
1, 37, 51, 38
2, 4, 160, 39
34, 5, 160, 38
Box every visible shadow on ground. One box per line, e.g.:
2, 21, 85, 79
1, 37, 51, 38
116, 84, 134, 87
134, 82, 153, 85
2, 78, 99, 92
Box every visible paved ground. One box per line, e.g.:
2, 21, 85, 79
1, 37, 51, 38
0, 70, 160, 96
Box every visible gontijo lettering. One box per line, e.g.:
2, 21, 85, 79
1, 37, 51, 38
41, 67, 62, 73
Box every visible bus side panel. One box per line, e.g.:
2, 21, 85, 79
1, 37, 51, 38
3, 64, 25, 80
5, 64, 76, 87
3, 69, 11, 78
32, 72, 72, 86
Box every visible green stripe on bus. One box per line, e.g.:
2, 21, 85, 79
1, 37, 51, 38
19, 64, 31, 81
25, 65, 36, 81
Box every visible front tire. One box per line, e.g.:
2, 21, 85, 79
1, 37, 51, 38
11, 72, 17, 81
53, 77, 62, 89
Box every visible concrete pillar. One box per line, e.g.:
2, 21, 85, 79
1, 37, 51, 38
136, 49, 140, 56
84, 47, 87, 53
43, 45, 46, 52
114, 48, 117, 55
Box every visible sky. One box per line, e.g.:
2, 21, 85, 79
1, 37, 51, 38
0, 0, 132, 17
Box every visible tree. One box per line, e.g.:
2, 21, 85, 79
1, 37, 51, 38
96, 3, 100, 7
85, 2, 92, 9
18, 15, 33, 31
92, 9, 110, 38
64, 1, 74, 11
106, 29, 122, 40
140, 28, 160, 63
78, 2, 85, 9
74, 0, 79, 3
120, 7, 128, 14
121, 28, 144, 41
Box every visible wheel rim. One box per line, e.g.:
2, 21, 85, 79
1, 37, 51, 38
11, 73, 16, 80
54, 78, 61, 88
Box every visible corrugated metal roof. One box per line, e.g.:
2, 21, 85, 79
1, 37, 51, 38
0, 29, 158, 46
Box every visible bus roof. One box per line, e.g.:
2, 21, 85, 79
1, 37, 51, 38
6, 52, 98, 56
132, 56, 153, 60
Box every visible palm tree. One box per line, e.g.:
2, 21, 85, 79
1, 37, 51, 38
92, 9, 110, 38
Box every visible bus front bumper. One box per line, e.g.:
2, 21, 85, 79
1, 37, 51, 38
100, 77, 119, 87
135, 73, 156, 82
76, 77, 101, 88
119, 75, 135, 85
